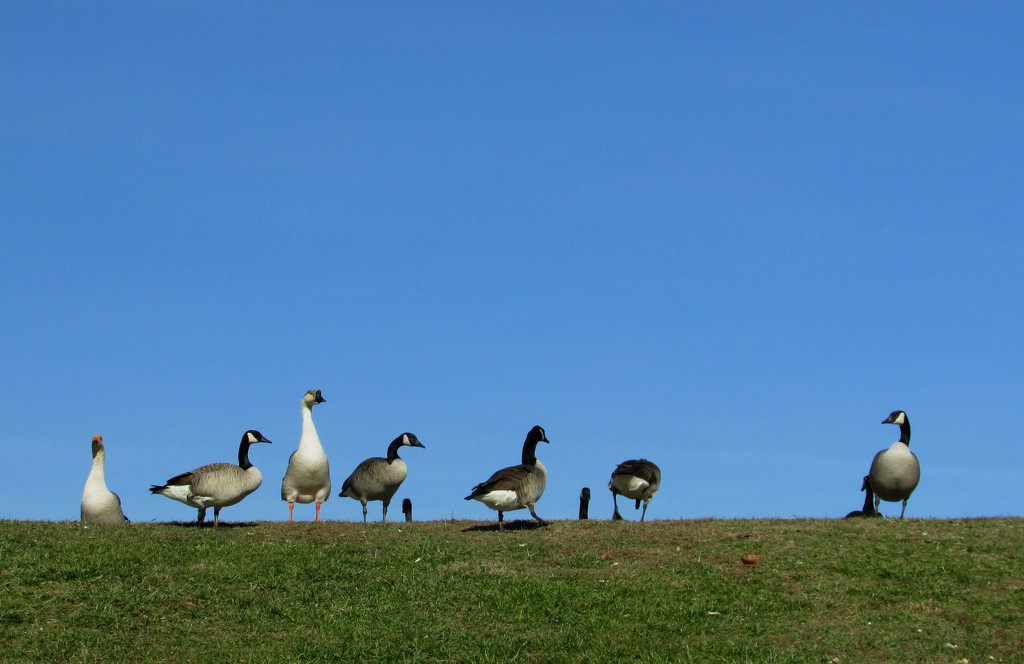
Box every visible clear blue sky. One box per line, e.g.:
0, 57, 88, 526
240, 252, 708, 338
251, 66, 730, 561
2, 3, 1022, 524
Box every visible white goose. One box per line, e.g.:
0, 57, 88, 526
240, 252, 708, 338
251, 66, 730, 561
339, 432, 425, 522
868, 410, 920, 519
81, 435, 129, 524
465, 425, 550, 531
281, 389, 331, 522
150, 429, 271, 527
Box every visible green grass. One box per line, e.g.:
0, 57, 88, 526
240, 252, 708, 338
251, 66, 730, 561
2, 518, 1022, 663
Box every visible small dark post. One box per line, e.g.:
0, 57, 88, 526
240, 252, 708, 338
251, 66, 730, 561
579, 487, 591, 520
402, 498, 413, 522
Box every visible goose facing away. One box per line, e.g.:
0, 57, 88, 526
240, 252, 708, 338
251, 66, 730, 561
868, 410, 920, 519
150, 430, 271, 527
464, 425, 550, 531
81, 435, 129, 524
281, 389, 331, 522
338, 432, 425, 522
844, 475, 880, 518
609, 459, 661, 522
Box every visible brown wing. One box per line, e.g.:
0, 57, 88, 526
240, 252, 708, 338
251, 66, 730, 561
612, 459, 661, 485
466, 464, 539, 498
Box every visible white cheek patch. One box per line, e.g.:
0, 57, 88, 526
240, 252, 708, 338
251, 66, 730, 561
247, 432, 257, 444
894, 412, 906, 425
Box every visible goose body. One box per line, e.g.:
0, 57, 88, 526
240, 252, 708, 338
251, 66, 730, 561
465, 425, 550, 530
339, 432, 425, 522
150, 430, 271, 527
81, 435, 128, 524
844, 475, 880, 518
868, 410, 920, 519
609, 459, 661, 521
281, 389, 331, 521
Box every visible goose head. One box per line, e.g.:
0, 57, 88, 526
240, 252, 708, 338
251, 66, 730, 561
527, 426, 549, 445
91, 434, 104, 457
882, 410, 907, 426
243, 430, 273, 446
303, 389, 326, 408
882, 410, 911, 445
860, 475, 870, 491
393, 432, 426, 449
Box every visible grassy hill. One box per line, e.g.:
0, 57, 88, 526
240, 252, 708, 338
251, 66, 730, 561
1, 518, 1021, 663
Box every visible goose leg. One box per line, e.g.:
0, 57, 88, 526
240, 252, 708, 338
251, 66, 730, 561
288, 502, 294, 522
873, 495, 881, 515
612, 491, 623, 521
900, 500, 908, 519
213, 507, 221, 529
362, 502, 368, 523
382, 500, 390, 523
315, 502, 322, 523
641, 500, 649, 522
529, 506, 549, 527
498, 511, 504, 532
197, 508, 206, 524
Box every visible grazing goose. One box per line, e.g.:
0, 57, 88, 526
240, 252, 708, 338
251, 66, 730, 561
338, 432, 425, 522
609, 459, 661, 522
81, 435, 129, 524
464, 425, 550, 531
844, 475, 880, 518
281, 389, 331, 522
150, 430, 271, 527
868, 410, 920, 519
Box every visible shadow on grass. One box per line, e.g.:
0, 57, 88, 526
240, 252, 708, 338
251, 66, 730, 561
461, 520, 548, 533
159, 520, 260, 529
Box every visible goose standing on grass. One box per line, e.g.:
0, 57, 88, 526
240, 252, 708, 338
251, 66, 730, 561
609, 459, 661, 522
464, 425, 550, 531
81, 435, 129, 524
281, 389, 330, 522
338, 432, 425, 522
868, 410, 920, 519
150, 430, 271, 527
844, 475, 880, 518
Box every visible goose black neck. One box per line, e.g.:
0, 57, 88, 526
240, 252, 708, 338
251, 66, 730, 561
238, 436, 253, 470
387, 438, 403, 463
521, 438, 540, 466
898, 419, 911, 446
862, 482, 875, 515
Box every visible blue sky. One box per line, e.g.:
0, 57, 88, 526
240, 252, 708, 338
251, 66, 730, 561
2, 3, 1022, 524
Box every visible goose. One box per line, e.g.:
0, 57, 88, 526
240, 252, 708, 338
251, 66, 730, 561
868, 410, 920, 519
150, 429, 271, 527
844, 475, 880, 518
281, 389, 331, 522
609, 459, 661, 521
338, 432, 425, 522
81, 435, 129, 524
579, 487, 591, 520
464, 425, 550, 531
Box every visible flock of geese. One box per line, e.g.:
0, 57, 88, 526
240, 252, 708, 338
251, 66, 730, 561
80, 390, 921, 528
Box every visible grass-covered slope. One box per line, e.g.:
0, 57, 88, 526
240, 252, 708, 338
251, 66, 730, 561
1, 518, 1021, 663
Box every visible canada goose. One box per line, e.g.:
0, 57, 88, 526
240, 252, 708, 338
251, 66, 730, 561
868, 410, 920, 519
579, 487, 591, 520
464, 425, 550, 531
281, 389, 330, 522
150, 430, 271, 527
402, 498, 413, 522
338, 432, 425, 522
844, 475, 880, 518
609, 459, 661, 522
81, 435, 129, 524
